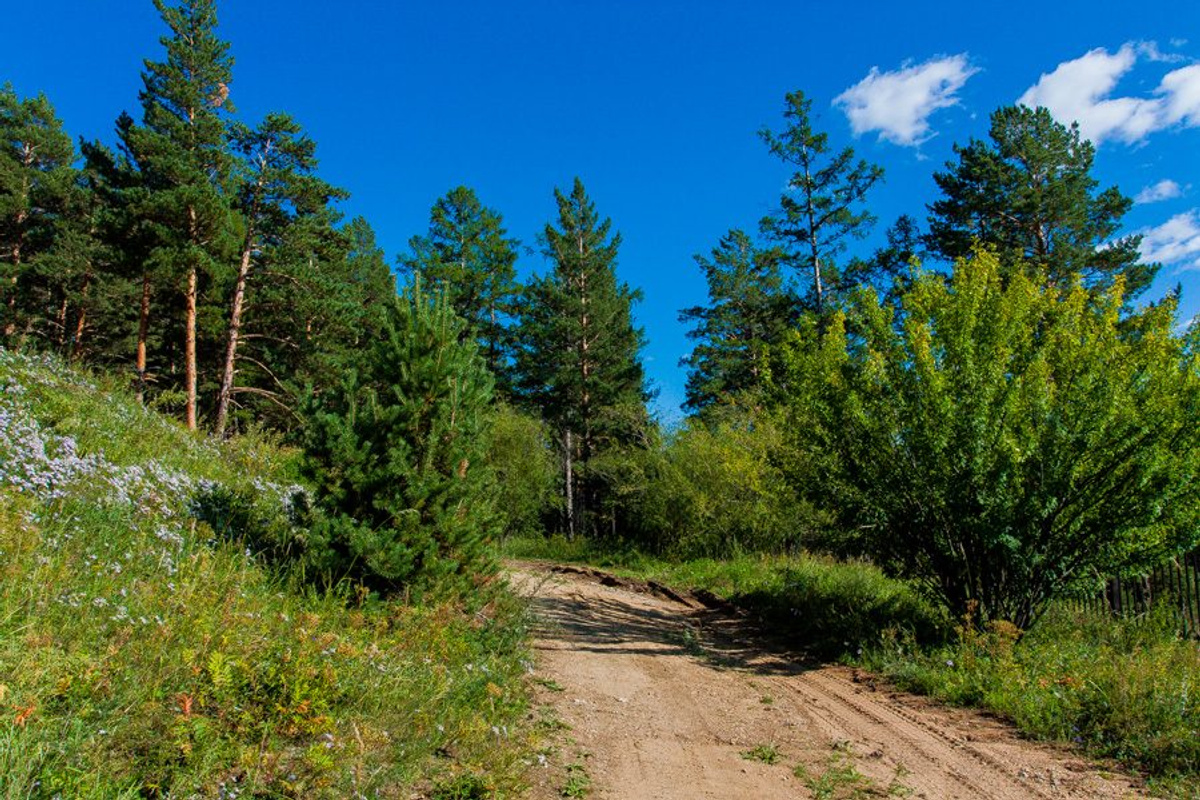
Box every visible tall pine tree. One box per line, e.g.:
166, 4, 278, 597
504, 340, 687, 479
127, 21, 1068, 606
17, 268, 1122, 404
399, 186, 520, 394
512, 178, 647, 538
926, 105, 1156, 296
679, 229, 793, 413
78, 121, 159, 371
214, 112, 347, 435
759, 90, 883, 320
123, 0, 235, 428
229, 212, 378, 433
0, 85, 77, 346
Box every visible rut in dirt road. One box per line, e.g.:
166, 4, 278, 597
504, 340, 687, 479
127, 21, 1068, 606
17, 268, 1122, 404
513, 563, 1145, 800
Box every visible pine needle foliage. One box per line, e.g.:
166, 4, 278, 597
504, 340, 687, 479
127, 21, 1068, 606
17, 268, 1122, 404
0, 84, 79, 347
926, 105, 1156, 298
298, 279, 498, 595
512, 178, 648, 538
400, 186, 521, 394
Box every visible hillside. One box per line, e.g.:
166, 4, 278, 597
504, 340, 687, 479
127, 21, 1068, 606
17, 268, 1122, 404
0, 349, 532, 798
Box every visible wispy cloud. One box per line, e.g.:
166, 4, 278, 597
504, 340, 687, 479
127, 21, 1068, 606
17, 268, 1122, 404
1135, 40, 1188, 64
1159, 64, 1200, 127
835, 54, 978, 147
1138, 210, 1200, 270
1134, 179, 1184, 204
1018, 42, 1200, 144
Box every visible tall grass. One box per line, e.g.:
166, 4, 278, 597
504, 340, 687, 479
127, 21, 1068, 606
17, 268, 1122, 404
864, 604, 1200, 795
0, 350, 533, 798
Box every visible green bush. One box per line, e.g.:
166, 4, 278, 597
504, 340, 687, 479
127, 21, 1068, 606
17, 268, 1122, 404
299, 281, 499, 595
485, 403, 561, 538
189, 481, 310, 565
784, 250, 1200, 628
645, 553, 945, 659
623, 401, 828, 558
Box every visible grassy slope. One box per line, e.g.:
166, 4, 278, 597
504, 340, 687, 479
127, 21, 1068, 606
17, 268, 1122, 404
0, 350, 532, 799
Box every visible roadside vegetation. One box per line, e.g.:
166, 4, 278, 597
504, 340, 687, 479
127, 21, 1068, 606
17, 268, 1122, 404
0, 350, 533, 797
867, 604, 1200, 796
506, 534, 1200, 795
503, 535, 945, 660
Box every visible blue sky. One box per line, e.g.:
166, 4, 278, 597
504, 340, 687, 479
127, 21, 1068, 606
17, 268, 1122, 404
5, 1, 1200, 420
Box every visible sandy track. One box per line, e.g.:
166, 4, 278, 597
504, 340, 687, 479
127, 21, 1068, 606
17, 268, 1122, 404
512, 563, 1145, 800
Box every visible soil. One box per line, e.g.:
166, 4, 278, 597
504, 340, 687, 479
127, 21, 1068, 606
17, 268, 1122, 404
511, 562, 1147, 800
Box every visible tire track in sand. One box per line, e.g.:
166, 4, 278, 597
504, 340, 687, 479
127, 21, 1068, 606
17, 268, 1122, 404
512, 563, 1145, 800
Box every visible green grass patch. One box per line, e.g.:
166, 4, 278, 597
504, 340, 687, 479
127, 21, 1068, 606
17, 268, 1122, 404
560, 761, 592, 798
741, 743, 782, 765
863, 604, 1200, 796
0, 350, 534, 797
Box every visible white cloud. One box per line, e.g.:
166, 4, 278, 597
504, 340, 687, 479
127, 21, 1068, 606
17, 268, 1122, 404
1137, 210, 1200, 270
1018, 42, 1200, 144
835, 54, 979, 146
1018, 44, 1159, 143
1134, 179, 1184, 204
1135, 40, 1187, 64
1159, 64, 1200, 126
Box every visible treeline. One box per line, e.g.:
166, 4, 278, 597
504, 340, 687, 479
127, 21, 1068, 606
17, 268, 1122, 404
1, 5, 397, 435
0, 0, 649, 593
5, 1, 1199, 629
649, 95, 1198, 632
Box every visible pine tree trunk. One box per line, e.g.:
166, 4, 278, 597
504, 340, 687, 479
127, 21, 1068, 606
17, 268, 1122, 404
564, 429, 575, 541
488, 302, 498, 375
3, 280, 14, 339
71, 305, 87, 361
55, 296, 69, 349
136, 272, 151, 403
4, 256, 18, 339
5, 214, 26, 340
215, 237, 254, 436
184, 205, 199, 431
70, 272, 91, 362
185, 260, 198, 430
575, 232, 592, 537
804, 161, 825, 320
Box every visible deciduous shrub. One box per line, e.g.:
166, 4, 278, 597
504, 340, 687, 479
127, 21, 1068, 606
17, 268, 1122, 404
785, 250, 1200, 629
632, 402, 827, 558
484, 403, 561, 539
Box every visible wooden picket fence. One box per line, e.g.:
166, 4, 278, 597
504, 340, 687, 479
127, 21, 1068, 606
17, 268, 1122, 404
1070, 550, 1200, 638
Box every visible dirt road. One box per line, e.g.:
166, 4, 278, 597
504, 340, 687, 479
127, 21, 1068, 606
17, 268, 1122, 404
512, 563, 1145, 800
